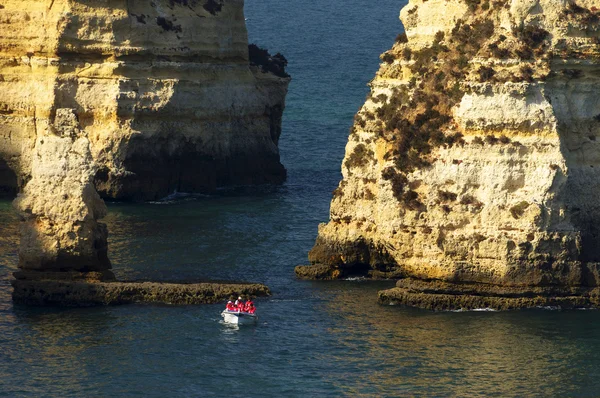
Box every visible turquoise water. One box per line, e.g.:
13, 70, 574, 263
2, 0, 600, 396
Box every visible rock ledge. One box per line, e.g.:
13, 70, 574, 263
379, 278, 600, 311
12, 272, 270, 306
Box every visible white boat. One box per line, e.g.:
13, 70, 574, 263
221, 310, 258, 325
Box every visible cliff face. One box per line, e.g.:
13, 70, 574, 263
3, 0, 288, 305
14, 108, 111, 274
297, 0, 600, 309
0, 0, 290, 201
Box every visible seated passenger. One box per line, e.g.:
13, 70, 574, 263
234, 296, 244, 310
226, 301, 235, 311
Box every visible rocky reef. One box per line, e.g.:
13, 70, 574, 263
0, 0, 290, 201
12, 271, 270, 306
297, 0, 600, 309
2, 0, 282, 305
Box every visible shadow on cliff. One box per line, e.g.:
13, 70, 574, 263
552, 76, 600, 282
0, 158, 17, 199
67, 0, 288, 201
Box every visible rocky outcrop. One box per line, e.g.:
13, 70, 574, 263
12, 271, 271, 306
298, 0, 600, 309
0, 0, 290, 201
14, 108, 112, 274
4, 0, 282, 305
10, 111, 271, 305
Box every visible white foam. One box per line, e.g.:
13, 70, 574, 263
450, 307, 497, 313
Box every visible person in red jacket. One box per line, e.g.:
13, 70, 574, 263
225, 301, 235, 311
234, 297, 244, 312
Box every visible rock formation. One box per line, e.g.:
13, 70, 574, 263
297, 0, 600, 309
12, 274, 271, 306
14, 108, 112, 275
0, 0, 290, 201
3, 0, 284, 305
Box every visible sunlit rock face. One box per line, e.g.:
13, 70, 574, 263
2, 0, 288, 305
297, 0, 600, 309
0, 0, 290, 201
14, 108, 111, 274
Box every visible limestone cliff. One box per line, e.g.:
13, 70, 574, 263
0, 0, 290, 201
297, 0, 600, 309
4, 0, 285, 305
14, 108, 111, 274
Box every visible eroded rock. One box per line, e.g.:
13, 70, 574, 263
0, 0, 290, 201
4, 1, 281, 305
15, 108, 112, 273
300, 0, 600, 310
12, 272, 271, 306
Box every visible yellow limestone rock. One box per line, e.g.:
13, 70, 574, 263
2, 0, 287, 305
15, 108, 111, 272
0, 0, 290, 201
297, 0, 600, 309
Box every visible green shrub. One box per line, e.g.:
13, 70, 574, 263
372, 94, 388, 104
459, 194, 481, 206
332, 180, 347, 199
477, 66, 496, 82
485, 135, 499, 145
498, 135, 511, 144
382, 53, 395, 64
465, 0, 481, 12
372, 12, 497, 209
345, 143, 374, 170
396, 32, 408, 43
520, 66, 534, 82
472, 136, 484, 145
364, 188, 375, 200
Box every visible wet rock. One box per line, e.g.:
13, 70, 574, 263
12, 275, 271, 306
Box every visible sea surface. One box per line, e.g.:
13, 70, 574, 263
1, 1, 600, 396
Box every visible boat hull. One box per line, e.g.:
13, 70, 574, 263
221, 311, 258, 325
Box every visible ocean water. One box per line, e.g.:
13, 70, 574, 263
2, 0, 600, 396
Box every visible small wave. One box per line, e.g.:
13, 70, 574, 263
451, 308, 497, 313
344, 277, 367, 281
268, 299, 302, 302
149, 192, 212, 205
535, 306, 562, 311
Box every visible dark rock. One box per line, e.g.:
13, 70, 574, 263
12, 275, 270, 306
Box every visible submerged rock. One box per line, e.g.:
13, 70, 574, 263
0, 0, 290, 201
300, 0, 600, 310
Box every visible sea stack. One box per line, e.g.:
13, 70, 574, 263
297, 0, 600, 309
0, 0, 290, 201
3, 0, 282, 305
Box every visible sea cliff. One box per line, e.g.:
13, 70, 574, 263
0, 0, 290, 201
2, 0, 283, 305
297, 0, 600, 309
